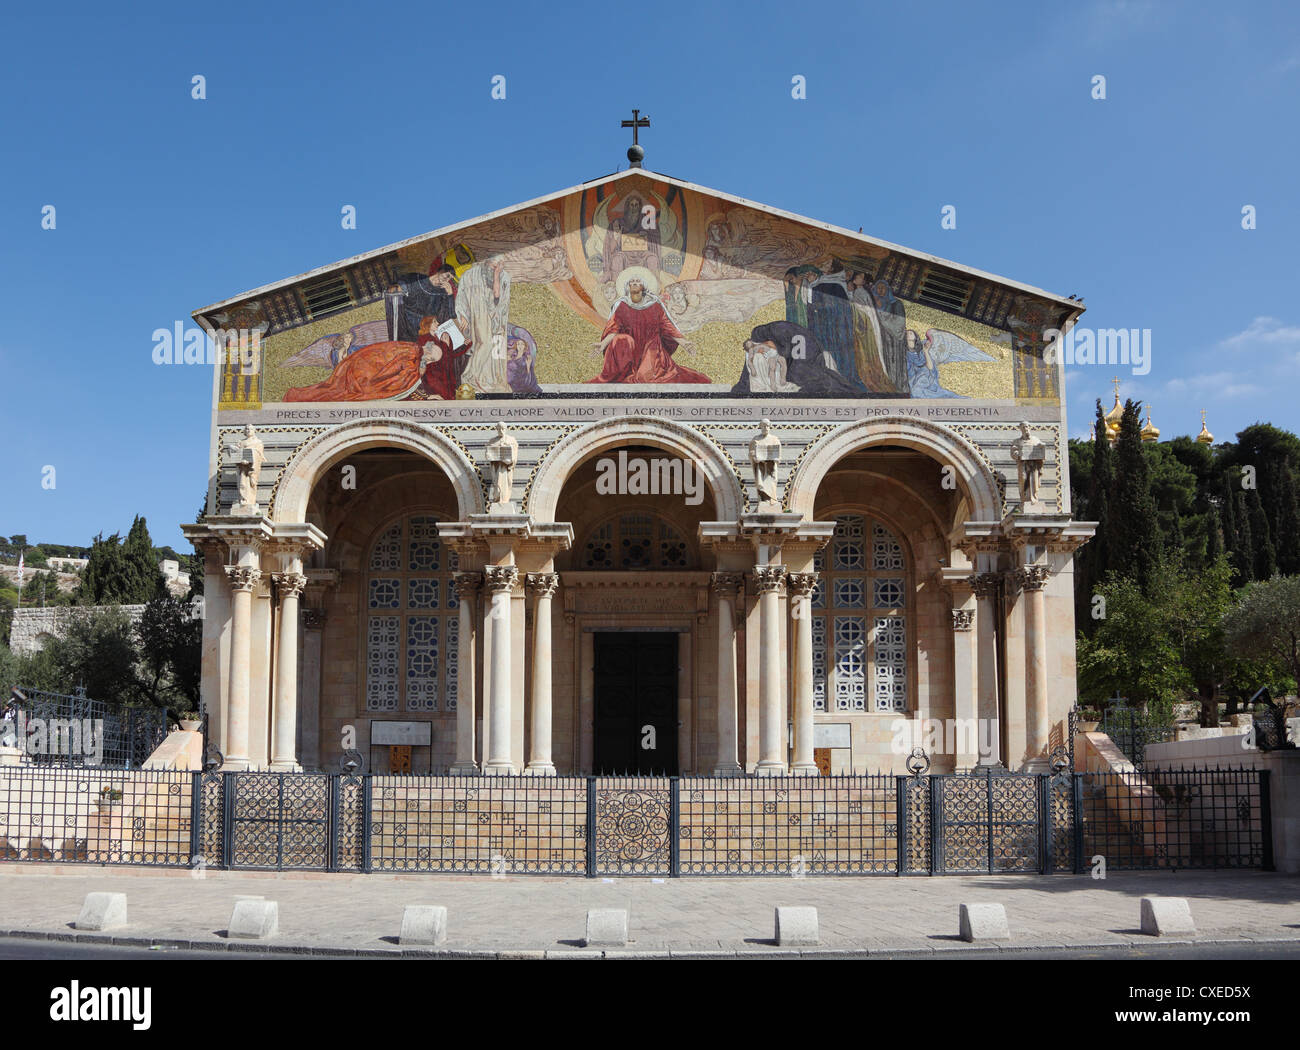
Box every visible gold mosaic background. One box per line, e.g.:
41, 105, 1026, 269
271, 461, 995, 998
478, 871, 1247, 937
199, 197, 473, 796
249, 180, 1024, 402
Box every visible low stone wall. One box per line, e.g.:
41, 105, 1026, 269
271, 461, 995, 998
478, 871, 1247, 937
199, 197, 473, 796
7, 605, 147, 654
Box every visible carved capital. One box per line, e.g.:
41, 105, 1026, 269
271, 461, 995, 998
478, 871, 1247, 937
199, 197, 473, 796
452, 571, 484, 602
483, 565, 520, 594
968, 572, 1001, 599
1016, 565, 1051, 592
710, 571, 745, 598
272, 572, 308, 601
526, 572, 560, 600
750, 565, 787, 595
225, 566, 262, 593
301, 608, 327, 631
785, 571, 819, 599
951, 608, 975, 631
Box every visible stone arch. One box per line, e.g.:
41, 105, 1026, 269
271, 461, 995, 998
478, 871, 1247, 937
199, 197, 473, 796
271, 418, 484, 524
786, 416, 1002, 523
526, 415, 745, 523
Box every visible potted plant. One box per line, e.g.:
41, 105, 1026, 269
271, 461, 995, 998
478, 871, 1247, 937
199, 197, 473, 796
179, 711, 202, 732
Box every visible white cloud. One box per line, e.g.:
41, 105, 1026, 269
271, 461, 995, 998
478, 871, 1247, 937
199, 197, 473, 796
1219, 316, 1300, 351
1163, 371, 1260, 399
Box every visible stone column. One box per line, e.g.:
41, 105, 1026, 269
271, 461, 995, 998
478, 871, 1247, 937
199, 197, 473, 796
269, 571, 307, 771
300, 608, 325, 770
1020, 565, 1051, 770
752, 565, 787, 776
483, 566, 519, 775
451, 572, 482, 775
787, 572, 820, 776
969, 573, 1001, 766
526, 573, 560, 775
223, 564, 261, 770
710, 572, 744, 776
950, 597, 978, 772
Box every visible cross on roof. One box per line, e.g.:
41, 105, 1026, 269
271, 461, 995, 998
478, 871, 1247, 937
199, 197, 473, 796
621, 109, 650, 168
621, 108, 650, 145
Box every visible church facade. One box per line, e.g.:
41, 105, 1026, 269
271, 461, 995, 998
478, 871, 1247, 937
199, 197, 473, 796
182, 167, 1093, 778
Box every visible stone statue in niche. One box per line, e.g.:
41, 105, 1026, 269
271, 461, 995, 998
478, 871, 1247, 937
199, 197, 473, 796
486, 422, 518, 513
748, 417, 782, 511
1009, 421, 1046, 510
230, 424, 265, 516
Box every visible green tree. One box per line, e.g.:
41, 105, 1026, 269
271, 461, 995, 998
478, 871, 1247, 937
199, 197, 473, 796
1076, 573, 1189, 710
136, 596, 202, 716
1222, 575, 1300, 693
1108, 401, 1163, 595
78, 518, 165, 605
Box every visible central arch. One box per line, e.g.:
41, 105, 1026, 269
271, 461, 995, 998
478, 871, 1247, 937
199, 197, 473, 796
526, 415, 745, 523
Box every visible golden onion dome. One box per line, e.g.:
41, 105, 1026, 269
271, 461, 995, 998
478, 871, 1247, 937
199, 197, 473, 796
1196, 409, 1214, 445
1140, 405, 1160, 443
1103, 376, 1125, 428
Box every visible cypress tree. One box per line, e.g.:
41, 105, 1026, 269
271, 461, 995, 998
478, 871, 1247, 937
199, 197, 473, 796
1277, 465, 1300, 575
1108, 400, 1163, 594
1246, 487, 1277, 580
1234, 490, 1255, 582
1076, 400, 1113, 633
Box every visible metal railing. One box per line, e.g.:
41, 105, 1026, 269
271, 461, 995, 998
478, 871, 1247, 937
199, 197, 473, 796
0, 767, 1273, 876
4, 687, 168, 769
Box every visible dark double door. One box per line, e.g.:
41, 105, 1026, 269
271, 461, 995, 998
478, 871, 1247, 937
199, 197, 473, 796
593, 632, 679, 775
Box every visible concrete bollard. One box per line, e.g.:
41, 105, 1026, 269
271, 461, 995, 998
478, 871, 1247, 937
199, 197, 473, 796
400, 905, 448, 946
774, 906, 819, 946
75, 892, 127, 932
585, 909, 628, 947
1140, 897, 1195, 937
228, 898, 279, 940
959, 902, 1010, 942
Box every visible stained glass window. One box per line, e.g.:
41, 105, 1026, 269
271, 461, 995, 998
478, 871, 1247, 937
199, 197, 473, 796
812, 514, 909, 713
365, 515, 458, 712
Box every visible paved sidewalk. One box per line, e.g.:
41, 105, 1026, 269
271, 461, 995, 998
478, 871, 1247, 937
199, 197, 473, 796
0, 865, 1296, 957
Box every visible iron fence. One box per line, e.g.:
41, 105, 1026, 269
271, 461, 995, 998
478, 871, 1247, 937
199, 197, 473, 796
4, 687, 168, 769
0, 766, 193, 865
0, 767, 1274, 876
1101, 706, 1176, 767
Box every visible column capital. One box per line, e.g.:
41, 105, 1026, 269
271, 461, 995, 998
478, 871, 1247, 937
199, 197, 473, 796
710, 570, 745, 597
750, 564, 787, 594
1015, 565, 1051, 592
301, 608, 327, 630
271, 572, 308, 600
968, 572, 1001, 598
225, 566, 262, 592
785, 571, 819, 598
526, 572, 560, 599
483, 565, 520, 594
452, 571, 484, 601
951, 608, 975, 631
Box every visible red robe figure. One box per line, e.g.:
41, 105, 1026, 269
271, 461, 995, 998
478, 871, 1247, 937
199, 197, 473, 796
586, 278, 710, 384
418, 317, 472, 400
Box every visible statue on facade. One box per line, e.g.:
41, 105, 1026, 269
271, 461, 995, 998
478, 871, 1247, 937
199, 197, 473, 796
748, 417, 782, 511
486, 421, 518, 513
1009, 421, 1046, 510
230, 424, 265, 516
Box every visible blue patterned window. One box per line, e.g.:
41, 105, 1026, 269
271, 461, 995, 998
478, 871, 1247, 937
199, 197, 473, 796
365, 515, 459, 713
812, 515, 909, 713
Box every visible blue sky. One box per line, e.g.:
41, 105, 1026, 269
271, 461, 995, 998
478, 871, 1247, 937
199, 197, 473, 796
1, 0, 1298, 551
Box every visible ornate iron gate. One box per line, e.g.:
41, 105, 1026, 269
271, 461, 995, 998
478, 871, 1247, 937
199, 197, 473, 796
225, 772, 334, 871
590, 777, 673, 876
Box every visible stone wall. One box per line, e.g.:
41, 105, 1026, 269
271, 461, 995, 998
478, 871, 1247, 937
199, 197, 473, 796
8, 605, 148, 655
